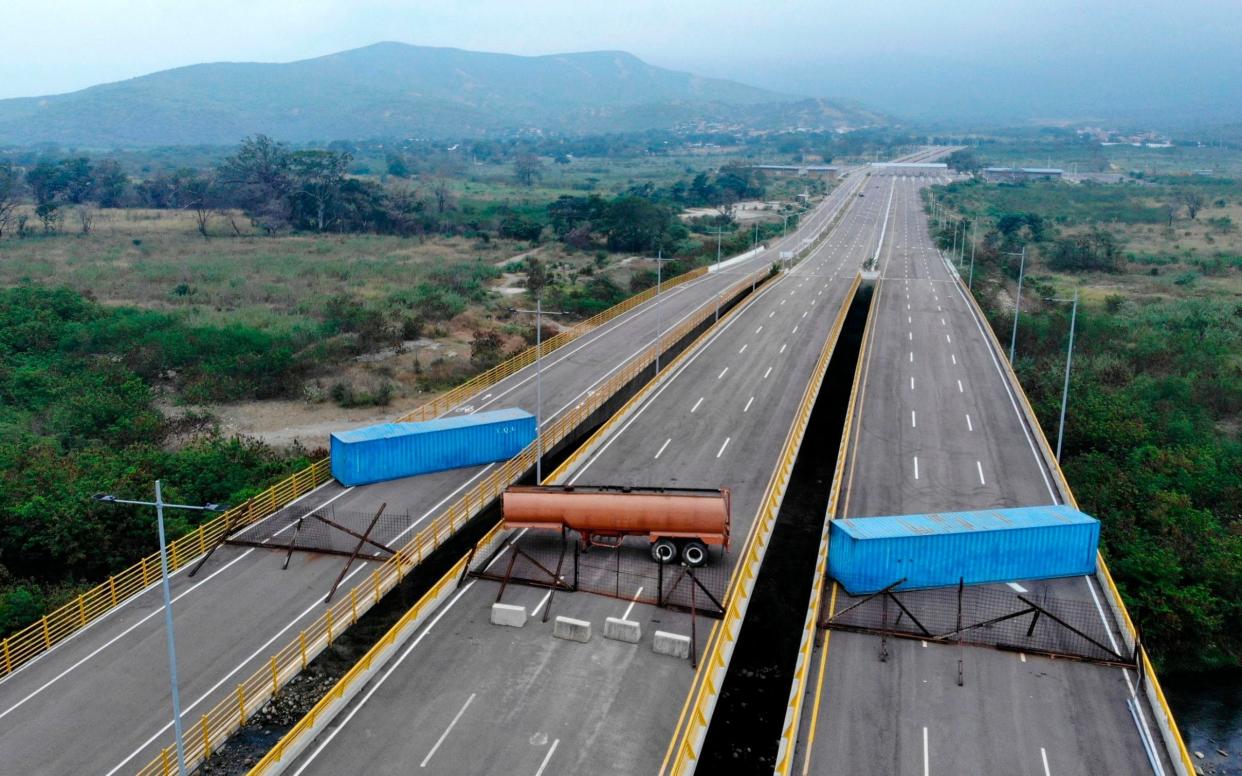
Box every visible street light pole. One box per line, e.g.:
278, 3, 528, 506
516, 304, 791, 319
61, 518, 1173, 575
509, 303, 566, 484
1007, 246, 1027, 363
968, 220, 977, 289
92, 487, 228, 776
1054, 290, 1079, 462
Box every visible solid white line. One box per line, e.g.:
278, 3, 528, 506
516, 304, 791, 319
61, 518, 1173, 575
535, 739, 561, 776
923, 726, 930, 776
622, 587, 645, 621
913, 457, 920, 480
421, 693, 476, 767
966, 414, 973, 431
691, 397, 704, 412
717, 437, 731, 458
977, 461, 986, 485
744, 396, 755, 412
1041, 747, 1051, 776
654, 439, 671, 459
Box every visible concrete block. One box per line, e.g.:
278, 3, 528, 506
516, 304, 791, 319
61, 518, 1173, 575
553, 616, 591, 643
603, 617, 641, 644
653, 630, 691, 659
490, 602, 527, 628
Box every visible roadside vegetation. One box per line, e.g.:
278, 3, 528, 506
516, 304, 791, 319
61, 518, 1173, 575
927, 172, 1242, 673
0, 126, 893, 639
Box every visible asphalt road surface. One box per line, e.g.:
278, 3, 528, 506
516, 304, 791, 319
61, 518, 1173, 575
278, 173, 902, 776
0, 176, 869, 776
791, 172, 1177, 776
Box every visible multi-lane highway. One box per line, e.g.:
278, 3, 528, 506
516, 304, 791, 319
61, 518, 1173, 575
788, 171, 1177, 775
268, 172, 904, 776
0, 173, 866, 775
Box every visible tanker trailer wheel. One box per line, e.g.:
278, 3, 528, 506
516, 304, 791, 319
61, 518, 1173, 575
681, 540, 708, 567
651, 538, 678, 564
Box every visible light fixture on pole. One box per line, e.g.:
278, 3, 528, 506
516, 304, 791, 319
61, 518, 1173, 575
1003, 246, 1027, 363
651, 246, 676, 374
509, 302, 566, 484
1044, 290, 1080, 462
93, 486, 227, 776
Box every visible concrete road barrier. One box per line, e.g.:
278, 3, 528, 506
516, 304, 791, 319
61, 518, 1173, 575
603, 617, 641, 643
653, 630, 691, 659
553, 616, 591, 643
490, 603, 527, 628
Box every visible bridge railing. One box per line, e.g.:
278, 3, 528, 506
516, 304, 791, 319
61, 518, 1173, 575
0, 264, 718, 680
136, 263, 773, 776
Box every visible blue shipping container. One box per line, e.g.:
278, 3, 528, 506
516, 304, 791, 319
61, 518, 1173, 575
330, 408, 536, 487
828, 505, 1099, 594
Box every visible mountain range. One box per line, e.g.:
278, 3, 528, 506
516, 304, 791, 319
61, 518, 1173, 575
0, 43, 887, 147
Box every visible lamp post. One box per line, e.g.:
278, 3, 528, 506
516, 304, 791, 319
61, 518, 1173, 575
509, 302, 566, 484
1004, 246, 1027, 363
1045, 291, 1080, 462
968, 220, 977, 289
651, 247, 677, 374
93, 486, 227, 776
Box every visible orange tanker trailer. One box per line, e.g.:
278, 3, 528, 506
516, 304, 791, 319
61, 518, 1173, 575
502, 484, 731, 567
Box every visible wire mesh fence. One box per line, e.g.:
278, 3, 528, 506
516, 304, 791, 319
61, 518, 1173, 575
471, 529, 731, 618
228, 504, 419, 560
824, 582, 1133, 665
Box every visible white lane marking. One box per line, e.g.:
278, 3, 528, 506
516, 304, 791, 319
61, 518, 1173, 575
946, 334, 952, 343
966, 414, 973, 432
421, 693, 477, 767
691, 397, 704, 412
941, 318, 946, 326
908, 331, 913, 341
756, 326, 763, 334
716, 437, 731, 458
977, 461, 986, 485
908, 316, 912, 324
622, 587, 645, 621
910, 377, 915, 391
951, 354, 957, 365
764, 367, 773, 379
744, 396, 755, 413
535, 739, 561, 776
780, 300, 786, 306
792, 326, 799, 334
957, 379, 964, 393
913, 456, 920, 480
654, 439, 671, 459
770, 311, 776, 317
739, 344, 748, 354
532, 590, 552, 617
909, 352, 913, 363
911, 410, 916, 428
779, 343, 787, 354
802, 311, 808, 318
717, 367, 728, 379
1007, 582, 1028, 593
923, 726, 930, 776
1041, 747, 1050, 776
1021, 653, 1027, 662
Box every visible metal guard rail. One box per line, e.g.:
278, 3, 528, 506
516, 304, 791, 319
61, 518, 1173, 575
0, 264, 713, 679
663, 274, 862, 774
136, 264, 772, 776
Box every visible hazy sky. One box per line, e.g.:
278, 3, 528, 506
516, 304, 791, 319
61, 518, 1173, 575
2, 0, 1239, 122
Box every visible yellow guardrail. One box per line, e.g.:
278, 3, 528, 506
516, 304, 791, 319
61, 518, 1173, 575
244, 253, 781, 776
773, 272, 882, 776
663, 274, 862, 775
138, 263, 770, 776
0, 459, 334, 678
947, 264, 1195, 776
0, 265, 717, 680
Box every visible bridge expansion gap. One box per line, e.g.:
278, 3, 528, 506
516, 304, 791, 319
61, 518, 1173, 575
698, 283, 873, 771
